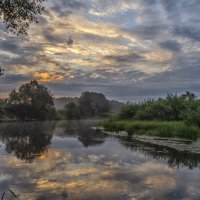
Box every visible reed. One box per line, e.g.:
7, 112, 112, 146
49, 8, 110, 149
100, 119, 200, 140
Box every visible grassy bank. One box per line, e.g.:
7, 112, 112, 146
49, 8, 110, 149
100, 119, 200, 140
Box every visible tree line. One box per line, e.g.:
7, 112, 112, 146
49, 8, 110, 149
2, 80, 200, 125
62, 91, 111, 120
118, 91, 200, 127
0, 80, 111, 121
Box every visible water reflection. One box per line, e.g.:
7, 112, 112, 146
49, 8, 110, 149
0, 121, 200, 199
0, 121, 200, 169
0, 122, 55, 162
0, 120, 107, 162
119, 136, 200, 169
57, 120, 107, 147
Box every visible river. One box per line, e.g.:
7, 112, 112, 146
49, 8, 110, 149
0, 120, 200, 200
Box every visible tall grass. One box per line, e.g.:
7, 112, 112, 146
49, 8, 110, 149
100, 119, 200, 140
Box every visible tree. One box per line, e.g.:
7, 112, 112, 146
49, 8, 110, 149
119, 104, 139, 119
8, 80, 56, 120
181, 91, 196, 101
79, 91, 111, 117
0, 98, 8, 119
166, 93, 186, 120
64, 102, 81, 120
0, 0, 45, 35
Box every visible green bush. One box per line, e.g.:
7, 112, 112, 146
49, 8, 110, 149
183, 109, 200, 128
119, 104, 139, 119
117, 92, 200, 122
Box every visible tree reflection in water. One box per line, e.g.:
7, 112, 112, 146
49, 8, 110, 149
1, 120, 199, 169
119, 136, 200, 169
0, 122, 56, 162
57, 120, 107, 147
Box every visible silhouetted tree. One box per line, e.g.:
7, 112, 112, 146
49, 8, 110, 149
8, 80, 56, 120
79, 91, 111, 117
64, 102, 81, 120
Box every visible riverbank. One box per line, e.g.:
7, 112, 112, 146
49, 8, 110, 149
100, 119, 200, 140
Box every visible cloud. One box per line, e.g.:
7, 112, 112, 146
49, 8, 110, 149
130, 25, 166, 40
104, 53, 143, 63
173, 26, 200, 42
159, 40, 182, 52
0, 0, 199, 101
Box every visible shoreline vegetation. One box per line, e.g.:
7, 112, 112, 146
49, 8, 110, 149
100, 120, 200, 140
1, 80, 200, 141
100, 91, 200, 140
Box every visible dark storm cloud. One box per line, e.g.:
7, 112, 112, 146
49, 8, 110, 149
159, 40, 182, 52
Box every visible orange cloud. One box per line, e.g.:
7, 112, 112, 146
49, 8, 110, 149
34, 71, 64, 82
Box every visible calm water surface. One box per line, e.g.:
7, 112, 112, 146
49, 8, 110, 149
0, 120, 200, 200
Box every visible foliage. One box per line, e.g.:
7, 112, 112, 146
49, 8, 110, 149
101, 119, 200, 140
119, 104, 139, 119
0, 0, 45, 34
117, 92, 200, 124
101, 91, 200, 140
64, 102, 81, 120
0, 98, 8, 119
1, 87, 112, 120
184, 111, 200, 127
6, 80, 56, 120
79, 91, 111, 117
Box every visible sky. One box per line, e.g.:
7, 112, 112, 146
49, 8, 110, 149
0, 0, 200, 102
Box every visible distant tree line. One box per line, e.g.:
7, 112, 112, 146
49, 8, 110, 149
3, 80, 200, 124
118, 91, 200, 127
63, 91, 111, 119
0, 80, 111, 121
